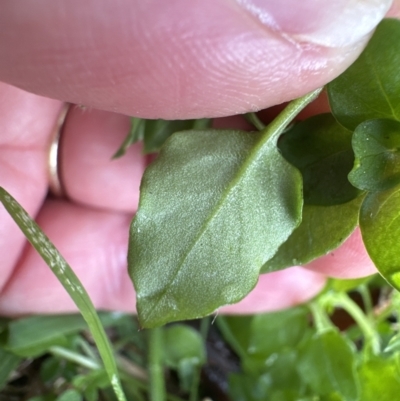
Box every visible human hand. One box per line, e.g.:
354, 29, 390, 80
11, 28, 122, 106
0, 0, 398, 316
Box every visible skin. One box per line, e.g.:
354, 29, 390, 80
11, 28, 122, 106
0, 1, 399, 315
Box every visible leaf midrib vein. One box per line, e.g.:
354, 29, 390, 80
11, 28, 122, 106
142, 91, 320, 323
365, 51, 400, 120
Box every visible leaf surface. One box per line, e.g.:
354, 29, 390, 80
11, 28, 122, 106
248, 307, 308, 359
278, 114, 358, 206
297, 329, 359, 401
328, 19, 400, 130
162, 325, 206, 368
0, 348, 21, 391
162, 324, 205, 391
5, 315, 90, 357
263, 196, 363, 271
130, 129, 302, 327
359, 356, 400, 401
349, 119, 400, 191
263, 114, 362, 271
359, 185, 400, 290
113, 118, 210, 157
129, 91, 321, 327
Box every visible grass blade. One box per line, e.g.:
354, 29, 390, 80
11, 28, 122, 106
0, 187, 127, 401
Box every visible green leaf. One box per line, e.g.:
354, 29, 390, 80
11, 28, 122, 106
328, 276, 373, 293
319, 394, 344, 401
113, 117, 211, 158
359, 185, 400, 290
56, 389, 82, 401
27, 397, 56, 401
162, 324, 205, 392
262, 351, 305, 394
384, 333, 400, 353
40, 357, 76, 384
359, 356, 400, 401
328, 19, 400, 130
129, 90, 321, 327
297, 329, 359, 401
247, 307, 309, 360
162, 325, 206, 368
268, 390, 299, 401
0, 188, 127, 401
4, 314, 119, 357
229, 373, 271, 401
112, 117, 145, 158
217, 316, 253, 360
5, 315, 89, 357
262, 195, 363, 271
263, 114, 362, 271
349, 119, 400, 191
0, 348, 21, 390
142, 118, 211, 154
278, 114, 358, 206
73, 369, 110, 401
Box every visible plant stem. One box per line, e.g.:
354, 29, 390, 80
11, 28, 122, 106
309, 301, 334, 334
148, 327, 166, 401
358, 284, 373, 318
258, 88, 322, 145
324, 292, 381, 355
244, 112, 265, 131
188, 317, 210, 401
216, 317, 247, 361
49, 346, 100, 370
76, 336, 100, 362
200, 316, 211, 340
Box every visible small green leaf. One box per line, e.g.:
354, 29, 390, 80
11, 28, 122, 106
56, 389, 82, 401
319, 394, 344, 401
278, 114, 358, 206
112, 117, 145, 158
384, 333, 400, 353
5, 315, 89, 357
73, 370, 110, 401
40, 357, 76, 384
27, 397, 55, 401
162, 325, 206, 368
262, 196, 363, 271
328, 19, 400, 130
349, 119, 400, 191
263, 114, 362, 271
143, 118, 210, 154
217, 316, 253, 360
262, 351, 304, 394
360, 185, 400, 290
328, 276, 373, 293
113, 117, 211, 158
359, 356, 400, 401
162, 325, 205, 392
0, 348, 21, 391
130, 90, 321, 327
228, 373, 270, 401
248, 307, 309, 360
297, 329, 359, 401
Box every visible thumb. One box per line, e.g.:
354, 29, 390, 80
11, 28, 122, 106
0, 0, 392, 119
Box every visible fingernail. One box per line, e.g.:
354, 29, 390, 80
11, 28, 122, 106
236, 0, 393, 47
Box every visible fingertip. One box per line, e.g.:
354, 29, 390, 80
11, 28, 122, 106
220, 266, 326, 314
0, 0, 378, 119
